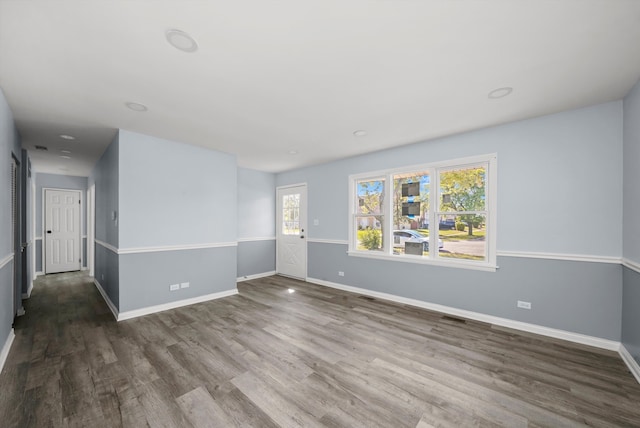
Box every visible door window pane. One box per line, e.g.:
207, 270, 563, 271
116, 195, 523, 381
282, 194, 300, 235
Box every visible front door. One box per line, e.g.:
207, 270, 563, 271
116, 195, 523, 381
276, 184, 307, 279
45, 189, 81, 274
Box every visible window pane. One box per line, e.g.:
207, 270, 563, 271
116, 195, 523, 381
438, 214, 486, 261
355, 216, 383, 251
357, 179, 384, 215
439, 166, 486, 212
282, 194, 300, 235
393, 172, 429, 231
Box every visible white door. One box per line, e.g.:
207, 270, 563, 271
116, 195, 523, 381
45, 189, 81, 274
276, 184, 307, 279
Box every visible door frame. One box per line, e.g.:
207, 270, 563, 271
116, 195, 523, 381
87, 184, 95, 277
10, 154, 22, 317
42, 187, 83, 274
276, 183, 308, 280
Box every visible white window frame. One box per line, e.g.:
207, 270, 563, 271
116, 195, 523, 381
348, 153, 497, 272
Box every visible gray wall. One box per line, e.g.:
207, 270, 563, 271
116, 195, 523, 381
237, 167, 276, 277
34, 172, 88, 272
277, 101, 624, 340
90, 132, 119, 307
0, 87, 22, 353
623, 78, 640, 364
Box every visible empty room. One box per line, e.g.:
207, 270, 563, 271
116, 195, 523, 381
1, 0, 640, 426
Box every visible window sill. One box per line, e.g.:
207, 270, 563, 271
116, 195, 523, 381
346, 250, 497, 272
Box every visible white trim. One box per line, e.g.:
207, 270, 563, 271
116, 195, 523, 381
499, 250, 621, 264
118, 289, 238, 321
306, 277, 621, 352
237, 237, 276, 242
619, 344, 640, 384
347, 250, 498, 272
277, 182, 307, 190
35, 271, 43, 277
117, 242, 237, 255
34, 236, 42, 240
622, 258, 640, 274
94, 240, 237, 255
307, 238, 349, 245
22, 281, 33, 299
93, 279, 119, 321
0, 329, 15, 375
0, 253, 13, 270
237, 271, 276, 282
82, 235, 87, 239
95, 239, 118, 254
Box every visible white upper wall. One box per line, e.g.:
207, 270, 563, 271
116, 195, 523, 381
237, 168, 275, 240
277, 101, 623, 258
624, 79, 640, 264
118, 130, 237, 249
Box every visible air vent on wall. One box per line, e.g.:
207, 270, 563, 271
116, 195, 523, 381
35, 145, 48, 151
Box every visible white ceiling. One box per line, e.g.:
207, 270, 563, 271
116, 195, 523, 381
1, 0, 640, 176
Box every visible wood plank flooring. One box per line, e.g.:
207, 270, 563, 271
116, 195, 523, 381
1, 271, 639, 427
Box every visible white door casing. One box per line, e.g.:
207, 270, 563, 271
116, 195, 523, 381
45, 189, 81, 274
276, 184, 307, 279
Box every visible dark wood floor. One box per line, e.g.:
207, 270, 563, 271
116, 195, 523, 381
1, 272, 639, 427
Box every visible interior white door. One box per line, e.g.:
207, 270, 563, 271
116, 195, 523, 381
45, 189, 81, 274
276, 184, 307, 279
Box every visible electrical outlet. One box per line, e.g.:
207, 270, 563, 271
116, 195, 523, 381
180, 282, 190, 289
517, 300, 532, 310
338, 271, 345, 277
170, 284, 180, 291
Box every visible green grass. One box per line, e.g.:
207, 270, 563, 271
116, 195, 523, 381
439, 252, 485, 261
418, 228, 485, 241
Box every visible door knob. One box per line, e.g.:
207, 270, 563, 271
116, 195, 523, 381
300, 235, 305, 239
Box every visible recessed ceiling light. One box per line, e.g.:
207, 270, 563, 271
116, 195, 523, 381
488, 87, 513, 99
288, 150, 298, 155
61, 150, 71, 154
353, 130, 367, 137
165, 29, 198, 53
60, 155, 72, 159
59, 134, 75, 140
125, 102, 148, 112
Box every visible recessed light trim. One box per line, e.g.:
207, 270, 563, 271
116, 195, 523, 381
288, 150, 299, 155
488, 87, 513, 99
59, 134, 75, 140
61, 150, 71, 154
165, 29, 198, 53
60, 155, 72, 159
353, 130, 367, 137
125, 102, 148, 112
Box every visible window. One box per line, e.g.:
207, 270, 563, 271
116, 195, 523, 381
348, 154, 497, 271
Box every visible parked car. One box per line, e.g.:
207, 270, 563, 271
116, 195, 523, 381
439, 219, 456, 230
393, 230, 444, 251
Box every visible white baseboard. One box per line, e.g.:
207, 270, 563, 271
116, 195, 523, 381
93, 279, 119, 321
94, 279, 238, 322
21, 281, 33, 299
237, 271, 276, 283
619, 344, 640, 384
35, 271, 43, 278
117, 289, 238, 321
0, 329, 15, 375
306, 277, 621, 352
